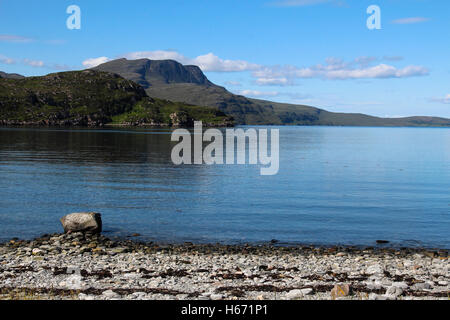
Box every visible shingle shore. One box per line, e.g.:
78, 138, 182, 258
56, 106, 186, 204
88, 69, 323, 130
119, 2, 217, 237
0, 232, 448, 300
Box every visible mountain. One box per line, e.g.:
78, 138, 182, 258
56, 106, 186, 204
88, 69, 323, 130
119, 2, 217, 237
94, 58, 450, 127
93, 58, 212, 87
0, 71, 25, 79
94, 58, 284, 125
0, 70, 233, 127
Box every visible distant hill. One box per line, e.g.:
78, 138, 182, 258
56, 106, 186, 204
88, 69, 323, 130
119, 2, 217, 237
94, 58, 450, 127
0, 70, 233, 127
0, 71, 25, 80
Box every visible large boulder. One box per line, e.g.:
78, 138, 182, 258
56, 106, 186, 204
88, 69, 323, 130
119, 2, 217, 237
60, 212, 102, 234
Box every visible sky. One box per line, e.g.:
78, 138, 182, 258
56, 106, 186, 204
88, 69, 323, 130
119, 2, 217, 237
0, 0, 449, 118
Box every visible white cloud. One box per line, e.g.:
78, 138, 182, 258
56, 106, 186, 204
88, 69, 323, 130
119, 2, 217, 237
122, 50, 187, 63
1, 54, 72, 70
193, 53, 260, 72
236, 89, 279, 97
326, 64, 428, 79
252, 58, 429, 82
0, 54, 16, 65
23, 59, 44, 68
84, 51, 260, 72
82, 57, 111, 68
0, 35, 68, 45
121, 51, 260, 72
431, 94, 450, 104
392, 17, 429, 24
0, 34, 34, 43
255, 77, 292, 86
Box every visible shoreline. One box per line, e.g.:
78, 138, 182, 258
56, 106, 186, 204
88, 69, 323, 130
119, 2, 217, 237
3, 233, 449, 252
2, 124, 450, 129
1, 233, 448, 300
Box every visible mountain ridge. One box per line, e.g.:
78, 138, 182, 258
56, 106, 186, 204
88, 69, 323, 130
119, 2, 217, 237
93, 58, 450, 127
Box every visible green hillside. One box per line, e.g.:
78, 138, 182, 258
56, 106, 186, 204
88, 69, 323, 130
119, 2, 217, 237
0, 70, 233, 127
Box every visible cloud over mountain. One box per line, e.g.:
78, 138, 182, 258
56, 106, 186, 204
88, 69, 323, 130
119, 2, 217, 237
83, 51, 260, 72
82, 57, 111, 68
83, 53, 429, 86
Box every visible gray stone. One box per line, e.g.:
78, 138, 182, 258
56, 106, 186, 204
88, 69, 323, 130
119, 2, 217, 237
78, 293, 96, 300
286, 289, 304, 300
111, 247, 128, 254
366, 265, 383, 275
366, 281, 382, 290
60, 212, 102, 234
243, 269, 253, 277
412, 282, 432, 290
300, 288, 314, 295
32, 248, 44, 256
130, 292, 147, 300
369, 293, 387, 300
391, 281, 408, 289
385, 286, 403, 298
102, 289, 120, 299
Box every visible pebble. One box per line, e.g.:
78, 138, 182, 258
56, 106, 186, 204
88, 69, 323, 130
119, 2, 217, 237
300, 288, 314, 295
412, 282, 432, 290
286, 289, 304, 300
385, 286, 403, 298
366, 265, 384, 275
391, 281, 408, 289
102, 290, 121, 299
32, 248, 43, 256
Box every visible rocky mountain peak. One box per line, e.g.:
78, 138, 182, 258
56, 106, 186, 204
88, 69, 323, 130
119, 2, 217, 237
93, 58, 212, 88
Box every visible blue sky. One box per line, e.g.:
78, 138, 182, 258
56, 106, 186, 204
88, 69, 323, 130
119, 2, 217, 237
0, 0, 449, 118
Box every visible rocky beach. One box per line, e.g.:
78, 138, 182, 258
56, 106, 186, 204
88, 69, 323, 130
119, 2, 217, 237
0, 232, 448, 300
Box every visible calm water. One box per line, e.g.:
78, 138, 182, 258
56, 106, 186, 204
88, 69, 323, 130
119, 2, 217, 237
0, 126, 449, 248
